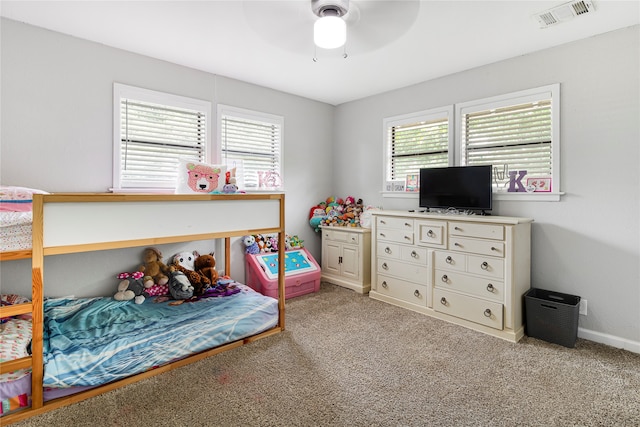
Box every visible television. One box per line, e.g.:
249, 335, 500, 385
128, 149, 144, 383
419, 165, 492, 213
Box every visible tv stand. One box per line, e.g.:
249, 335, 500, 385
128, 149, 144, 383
370, 210, 532, 342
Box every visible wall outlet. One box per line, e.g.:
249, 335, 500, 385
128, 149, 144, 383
579, 299, 588, 316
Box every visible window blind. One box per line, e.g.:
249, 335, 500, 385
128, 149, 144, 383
462, 100, 552, 179
120, 99, 206, 188
220, 114, 282, 189
389, 117, 449, 180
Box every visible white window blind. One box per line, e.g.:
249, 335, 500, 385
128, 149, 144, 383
384, 107, 453, 183
458, 84, 560, 192
113, 84, 211, 191
218, 105, 283, 189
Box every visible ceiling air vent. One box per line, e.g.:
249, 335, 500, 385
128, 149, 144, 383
534, 0, 595, 28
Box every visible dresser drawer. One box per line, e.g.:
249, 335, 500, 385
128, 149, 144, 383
323, 229, 359, 244
376, 274, 427, 306
376, 216, 414, 231
467, 255, 504, 279
415, 220, 446, 248
376, 228, 414, 245
434, 288, 504, 330
377, 242, 401, 260
377, 258, 428, 284
449, 222, 504, 240
449, 236, 504, 257
434, 251, 466, 272
400, 245, 428, 265
434, 269, 504, 302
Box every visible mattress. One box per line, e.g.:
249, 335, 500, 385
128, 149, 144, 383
0, 211, 32, 252
42, 283, 278, 388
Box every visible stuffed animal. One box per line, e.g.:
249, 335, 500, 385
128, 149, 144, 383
114, 271, 148, 304
170, 251, 211, 290
168, 271, 194, 300
140, 247, 170, 287
243, 235, 260, 254
222, 183, 238, 193
194, 253, 219, 292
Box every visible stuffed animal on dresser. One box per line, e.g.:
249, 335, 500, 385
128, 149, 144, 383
169, 251, 211, 291
140, 247, 170, 287
114, 272, 149, 304
194, 253, 219, 292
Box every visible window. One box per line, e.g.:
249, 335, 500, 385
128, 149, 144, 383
384, 106, 454, 183
218, 105, 283, 189
113, 84, 211, 191
457, 84, 560, 193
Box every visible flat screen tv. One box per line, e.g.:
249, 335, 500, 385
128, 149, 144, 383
419, 165, 492, 213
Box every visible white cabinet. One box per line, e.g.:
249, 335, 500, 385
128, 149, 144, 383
321, 227, 371, 293
370, 211, 532, 342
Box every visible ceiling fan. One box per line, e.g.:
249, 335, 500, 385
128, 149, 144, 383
242, 0, 420, 57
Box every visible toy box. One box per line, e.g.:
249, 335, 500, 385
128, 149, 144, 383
245, 248, 321, 299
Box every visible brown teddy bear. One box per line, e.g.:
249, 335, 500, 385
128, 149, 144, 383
139, 247, 170, 287
194, 252, 219, 293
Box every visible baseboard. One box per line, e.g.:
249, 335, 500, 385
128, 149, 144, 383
578, 327, 640, 354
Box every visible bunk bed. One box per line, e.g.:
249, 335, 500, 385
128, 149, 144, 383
0, 192, 286, 424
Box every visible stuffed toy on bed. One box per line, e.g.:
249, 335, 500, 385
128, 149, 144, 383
194, 253, 218, 294
114, 272, 149, 304
140, 247, 170, 287
169, 251, 211, 292
168, 270, 194, 300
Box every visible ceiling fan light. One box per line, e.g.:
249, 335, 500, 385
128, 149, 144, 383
314, 16, 346, 49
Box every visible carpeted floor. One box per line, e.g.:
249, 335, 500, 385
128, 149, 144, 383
10, 282, 640, 427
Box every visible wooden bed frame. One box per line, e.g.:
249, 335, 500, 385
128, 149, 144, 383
0, 193, 286, 424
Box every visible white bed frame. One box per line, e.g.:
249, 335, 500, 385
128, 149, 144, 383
0, 193, 286, 424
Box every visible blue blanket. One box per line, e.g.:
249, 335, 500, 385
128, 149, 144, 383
42, 285, 278, 388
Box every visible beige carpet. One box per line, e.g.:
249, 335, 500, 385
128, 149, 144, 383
11, 283, 640, 427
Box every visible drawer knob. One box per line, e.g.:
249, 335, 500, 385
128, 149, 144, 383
380, 233, 386, 238
441, 275, 448, 283
381, 220, 386, 224
440, 297, 447, 305
427, 229, 435, 237
414, 290, 421, 298
445, 256, 453, 264
405, 222, 411, 227
454, 242, 462, 247
381, 281, 388, 289
411, 250, 418, 258
486, 283, 495, 292
481, 261, 489, 270
404, 235, 411, 240
385, 247, 392, 254
491, 247, 499, 252
382, 262, 389, 270
484, 309, 492, 318
351, 237, 356, 241
455, 226, 461, 231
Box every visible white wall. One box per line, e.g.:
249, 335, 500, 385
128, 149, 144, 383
333, 26, 640, 351
0, 19, 333, 295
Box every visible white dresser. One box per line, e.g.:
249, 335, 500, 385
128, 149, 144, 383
370, 211, 532, 342
321, 226, 371, 293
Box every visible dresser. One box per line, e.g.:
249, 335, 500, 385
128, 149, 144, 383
370, 211, 532, 342
321, 226, 371, 293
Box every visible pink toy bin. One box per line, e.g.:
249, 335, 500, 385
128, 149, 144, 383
244, 248, 321, 299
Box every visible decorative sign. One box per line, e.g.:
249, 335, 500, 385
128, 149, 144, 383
405, 174, 419, 192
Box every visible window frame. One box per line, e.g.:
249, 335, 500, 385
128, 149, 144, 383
112, 83, 212, 192
382, 84, 562, 201
456, 84, 561, 200
217, 104, 284, 191
382, 106, 454, 192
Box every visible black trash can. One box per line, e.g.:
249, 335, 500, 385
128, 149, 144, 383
524, 288, 580, 348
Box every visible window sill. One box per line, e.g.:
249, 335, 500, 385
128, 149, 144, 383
381, 191, 564, 201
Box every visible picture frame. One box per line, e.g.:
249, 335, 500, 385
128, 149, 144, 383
526, 177, 552, 192
405, 174, 419, 192
393, 181, 405, 192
